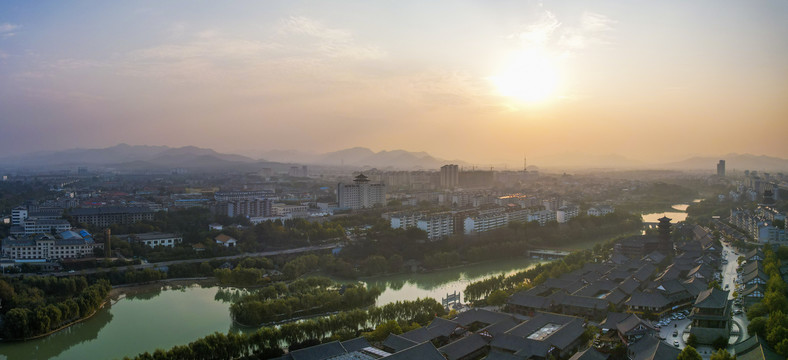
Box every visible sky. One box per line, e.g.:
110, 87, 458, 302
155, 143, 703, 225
1, 0, 787, 166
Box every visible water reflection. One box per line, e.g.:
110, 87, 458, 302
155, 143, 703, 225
0, 258, 546, 360
126, 288, 162, 301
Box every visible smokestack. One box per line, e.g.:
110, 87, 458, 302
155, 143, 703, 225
104, 228, 111, 258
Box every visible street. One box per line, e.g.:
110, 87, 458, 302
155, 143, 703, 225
5, 243, 340, 278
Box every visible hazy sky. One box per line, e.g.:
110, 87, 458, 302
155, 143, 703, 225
1, 1, 787, 165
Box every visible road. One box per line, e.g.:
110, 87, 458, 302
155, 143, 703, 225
7, 243, 340, 278
722, 242, 749, 343
653, 241, 749, 359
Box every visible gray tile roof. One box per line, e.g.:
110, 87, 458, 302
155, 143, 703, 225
626, 291, 669, 308
438, 333, 490, 360
289, 341, 347, 360
401, 327, 435, 343
615, 314, 654, 335
627, 335, 680, 360
732, 335, 783, 360
600, 312, 630, 330
742, 269, 769, 284
694, 288, 729, 309
480, 317, 521, 336
484, 349, 526, 360
507, 292, 550, 309
454, 308, 514, 328
382, 334, 418, 353
341, 337, 371, 353
568, 348, 609, 360
602, 288, 629, 305
383, 342, 446, 360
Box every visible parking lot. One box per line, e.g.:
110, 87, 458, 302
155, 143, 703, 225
653, 311, 692, 349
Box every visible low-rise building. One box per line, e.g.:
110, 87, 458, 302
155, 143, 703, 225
215, 234, 237, 247
126, 232, 183, 248
70, 206, 155, 227
587, 205, 614, 217
10, 217, 73, 236
556, 205, 580, 223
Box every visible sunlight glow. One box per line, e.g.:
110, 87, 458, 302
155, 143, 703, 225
490, 49, 559, 103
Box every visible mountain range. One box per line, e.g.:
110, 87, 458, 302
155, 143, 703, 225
1, 144, 786, 172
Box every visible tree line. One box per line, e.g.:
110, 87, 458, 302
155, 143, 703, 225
745, 245, 788, 356
126, 298, 446, 360
229, 277, 381, 326
0, 277, 110, 339
464, 245, 600, 304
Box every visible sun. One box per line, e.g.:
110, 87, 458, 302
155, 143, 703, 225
490, 49, 559, 103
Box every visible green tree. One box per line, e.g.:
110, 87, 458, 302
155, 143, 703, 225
486, 290, 510, 306
708, 280, 722, 290
709, 348, 735, 360
748, 317, 768, 338
364, 320, 402, 342
677, 346, 702, 360
686, 333, 698, 348
776, 338, 788, 357
712, 336, 729, 350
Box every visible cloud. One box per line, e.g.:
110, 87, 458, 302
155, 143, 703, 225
510, 10, 615, 52
581, 12, 615, 32
0, 23, 20, 38
515, 11, 561, 46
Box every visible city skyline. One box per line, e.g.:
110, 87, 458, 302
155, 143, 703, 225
1, 1, 787, 165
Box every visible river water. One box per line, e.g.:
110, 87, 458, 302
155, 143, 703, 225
0, 257, 546, 360
640, 200, 701, 224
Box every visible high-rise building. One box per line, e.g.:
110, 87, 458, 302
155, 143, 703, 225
717, 160, 726, 177
337, 173, 386, 209
440, 164, 459, 189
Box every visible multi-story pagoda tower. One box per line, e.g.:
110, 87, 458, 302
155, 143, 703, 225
657, 216, 673, 256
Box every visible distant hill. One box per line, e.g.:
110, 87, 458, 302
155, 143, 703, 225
533, 153, 645, 170
0, 144, 268, 172
5, 144, 783, 173
660, 153, 788, 172
0, 144, 464, 172
252, 147, 465, 170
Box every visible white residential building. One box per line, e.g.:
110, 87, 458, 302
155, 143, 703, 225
527, 210, 557, 226
337, 174, 387, 209
11, 206, 27, 226
2, 231, 102, 260
390, 212, 421, 229
416, 213, 454, 240
272, 204, 309, 217
463, 208, 532, 234
587, 205, 615, 217
556, 205, 580, 223
389, 212, 454, 240
10, 218, 72, 236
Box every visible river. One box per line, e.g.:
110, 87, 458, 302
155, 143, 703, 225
0, 257, 546, 360
640, 199, 702, 224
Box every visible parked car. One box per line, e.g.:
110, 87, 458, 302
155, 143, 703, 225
673, 340, 679, 347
